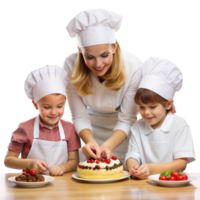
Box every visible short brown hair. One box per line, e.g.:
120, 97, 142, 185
134, 88, 168, 108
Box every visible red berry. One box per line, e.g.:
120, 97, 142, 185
96, 160, 100, 164
101, 158, 106, 162
106, 159, 111, 164
87, 159, 91, 163
112, 156, 117, 160
22, 171, 27, 176
114, 163, 117, 166
90, 159, 95, 163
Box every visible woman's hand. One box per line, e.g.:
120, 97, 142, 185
30, 159, 49, 173
82, 142, 101, 160
49, 165, 64, 176
171, 105, 176, 114
99, 146, 113, 159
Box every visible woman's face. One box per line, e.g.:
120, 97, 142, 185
80, 43, 117, 78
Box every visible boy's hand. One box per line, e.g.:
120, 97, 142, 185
134, 164, 151, 179
129, 166, 139, 178
30, 159, 49, 173
49, 165, 64, 176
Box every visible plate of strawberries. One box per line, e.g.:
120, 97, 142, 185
8, 167, 54, 187
148, 170, 197, 187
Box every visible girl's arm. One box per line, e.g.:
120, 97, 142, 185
4, 150, 48, 173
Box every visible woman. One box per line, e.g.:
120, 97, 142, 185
63, 9, 142, 162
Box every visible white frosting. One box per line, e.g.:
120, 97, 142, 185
81, 159, 120, 168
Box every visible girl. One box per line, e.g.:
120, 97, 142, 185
4, 65, 81, 175
64, 9, 143, 161
125, 57, 195, 179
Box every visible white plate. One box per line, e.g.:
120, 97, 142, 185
72, 171, 130, 183
8, 175, 55, 188
148, 174, 197, 187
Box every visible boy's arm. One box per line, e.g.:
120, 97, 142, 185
4, 150, 48, 173
134, 158, 187, 179
4, 150, 32, 169
148, 158, 187, 174
127, 157, 140, 172
58, 149, 79, 173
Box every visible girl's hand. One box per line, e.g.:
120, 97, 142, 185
30, 159, 49, 173
134, 164, 151, 180
49, 165, 64, 176
82, 142, 101, 160
99, 146, 113, 159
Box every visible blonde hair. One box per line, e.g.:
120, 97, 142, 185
71, 43, 125, 97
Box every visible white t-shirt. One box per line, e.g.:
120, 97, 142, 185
125, 112, 195, 165
63, 51, 142, 136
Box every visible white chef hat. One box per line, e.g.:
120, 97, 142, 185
66, 8, 122, 47
24, 65, 69, 103
139, 57, 183, 100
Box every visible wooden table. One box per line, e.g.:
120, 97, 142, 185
2, 172, 200, 200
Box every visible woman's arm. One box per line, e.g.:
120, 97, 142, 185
80, 129, 100, 159
100, 129, 127, 158
4, 150, 48, 173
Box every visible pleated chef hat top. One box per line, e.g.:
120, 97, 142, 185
139, 57, 183, 100
66, 8, 122, 47
25, 65, 68, 103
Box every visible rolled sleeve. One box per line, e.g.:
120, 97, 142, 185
173, 125, 195, 163
64, 55, 92, 135
114, 66, 141, 136
125, 123, 141, 166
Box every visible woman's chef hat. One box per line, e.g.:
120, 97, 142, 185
25, 65, 68, 103
66, 8, 122, 47
139, 57, 183, 100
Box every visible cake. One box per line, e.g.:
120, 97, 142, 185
77, 156, 124, 179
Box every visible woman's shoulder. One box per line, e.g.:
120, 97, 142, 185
122, 50, 143, 67
122, 50, 143, 74
63, 52, 78, 71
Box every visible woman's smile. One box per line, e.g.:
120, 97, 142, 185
93, 65, 106, 72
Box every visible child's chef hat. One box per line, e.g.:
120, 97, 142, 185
139, 57, 183, 100
25, 65, 68, 102
66, 8, 122, 47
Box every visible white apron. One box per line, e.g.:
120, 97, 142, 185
27, 116, 68, 167
79, 107, 129, 162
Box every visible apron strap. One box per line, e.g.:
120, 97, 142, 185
58, 121, 65, 140
33, 115, 66, 140
33, 116, 40, 139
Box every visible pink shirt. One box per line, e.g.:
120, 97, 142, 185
8, 117, 81, 158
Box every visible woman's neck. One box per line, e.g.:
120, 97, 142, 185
98, 76, 104, 83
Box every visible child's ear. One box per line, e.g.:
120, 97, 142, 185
32, 100, 38, 110
166, 99, 174, 110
